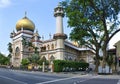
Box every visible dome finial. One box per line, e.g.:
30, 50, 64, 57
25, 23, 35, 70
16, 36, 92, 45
25, 11, 27, 17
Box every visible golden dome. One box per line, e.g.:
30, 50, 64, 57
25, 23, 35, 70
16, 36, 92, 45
16, 16, 35, 31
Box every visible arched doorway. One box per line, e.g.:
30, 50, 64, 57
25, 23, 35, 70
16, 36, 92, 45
14, 47, 20, 67
50, 55, 55, 62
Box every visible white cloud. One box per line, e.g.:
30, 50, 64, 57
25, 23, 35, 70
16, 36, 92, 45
0, 0, 11, 8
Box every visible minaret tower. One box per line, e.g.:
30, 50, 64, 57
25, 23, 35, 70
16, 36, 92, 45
53, 3, 67, 60
33, 30, 41, 47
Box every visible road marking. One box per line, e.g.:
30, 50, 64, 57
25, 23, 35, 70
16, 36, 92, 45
36, 75, 97, 84
0, 75, 28, 84
73, 75, 100, 84
80, 75, 100, 82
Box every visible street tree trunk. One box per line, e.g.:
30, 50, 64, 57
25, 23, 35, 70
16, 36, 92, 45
94, 47, 100, 72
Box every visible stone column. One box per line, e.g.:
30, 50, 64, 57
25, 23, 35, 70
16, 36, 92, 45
51, 61, 54, 72
42, 62, 45, 72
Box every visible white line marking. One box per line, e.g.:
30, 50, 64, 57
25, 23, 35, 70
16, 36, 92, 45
0, 75, 27, 84
36, 75, 97, 84
81, 75, 100, 82
73, 75, 100, 84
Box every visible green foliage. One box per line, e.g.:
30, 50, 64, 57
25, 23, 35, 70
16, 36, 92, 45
53, 60, 89, 72
7, 54, 12, 58
8, 42, 12, 53
21, 54, 49, 70
106, 55, 114, 67
22, 37, 39, 54
28, 54, 40, 64
99, 57, 103, 61
38, 60, 49, 65
0, 53, 10, 65
21, 59, 30, 66
38, 56, 49, 65
22, 37, 33, 48
34, 47, 39, 54
7, 42, 12, 59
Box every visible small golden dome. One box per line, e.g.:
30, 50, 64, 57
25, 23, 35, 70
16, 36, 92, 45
72, 41, 79, 47
16, 16, 35, 31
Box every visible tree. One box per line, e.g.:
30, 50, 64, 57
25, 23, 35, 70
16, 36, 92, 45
22, 37, 33, 48
34, 47, 39, 54
0, 53, 10, 65
0, 53, 5, 65
28, 54, 40, 65
62, 0, 120, 72
22, 37, 39, 54
21, 59, 30, 66
7, 42, 12, 58
38, 56, 49, 65
21, 59, 30, 69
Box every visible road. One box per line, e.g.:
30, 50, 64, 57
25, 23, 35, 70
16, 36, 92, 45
0, 68, 119, 84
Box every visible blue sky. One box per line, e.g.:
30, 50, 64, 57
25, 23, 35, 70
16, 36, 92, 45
0, 0, 120, 55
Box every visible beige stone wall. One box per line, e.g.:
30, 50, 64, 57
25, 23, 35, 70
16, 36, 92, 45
64, 45, 94, 62
114, 41, 120, 71
65, 45, 78, 60
115, 41, 120, 57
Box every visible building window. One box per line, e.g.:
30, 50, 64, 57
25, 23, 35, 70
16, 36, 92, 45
41, 56, 47, 62
50, 55, 55, 62
79, 59, 85, 62
47, 45, 50, 50
51, 44, 54, 50
69, 57, 72, 61
41, 45, 46, 52
15, 47, 20, 57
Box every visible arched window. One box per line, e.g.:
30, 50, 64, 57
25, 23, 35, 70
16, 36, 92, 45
41, 45, 46, 52
69, 57, 72, 61
79, 59, 85, 62
47, 44, 50, 50
44, 45, 46, 50
51, 44, 54, 50
65, 57, 67, 60
15, 47, 20, 57
41, 56, 46, 61
50, 55, 55, 62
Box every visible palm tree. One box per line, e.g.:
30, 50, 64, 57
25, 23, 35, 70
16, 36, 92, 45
7, 42, 12, 58
34, 47, 39, 54
22, 37, 27, 46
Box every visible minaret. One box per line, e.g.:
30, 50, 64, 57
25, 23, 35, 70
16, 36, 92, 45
33, 30, 41, 47
53, 3, 67, 60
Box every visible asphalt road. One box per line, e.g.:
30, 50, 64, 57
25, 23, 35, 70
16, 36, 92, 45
0, 68, 119, 84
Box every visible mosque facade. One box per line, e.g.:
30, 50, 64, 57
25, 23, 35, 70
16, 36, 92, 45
10, 4, 94, 67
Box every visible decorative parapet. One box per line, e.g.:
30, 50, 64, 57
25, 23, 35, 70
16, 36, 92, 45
53, 33, 67, 39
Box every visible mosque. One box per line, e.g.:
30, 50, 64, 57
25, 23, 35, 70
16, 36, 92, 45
10, 4, 94, 67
